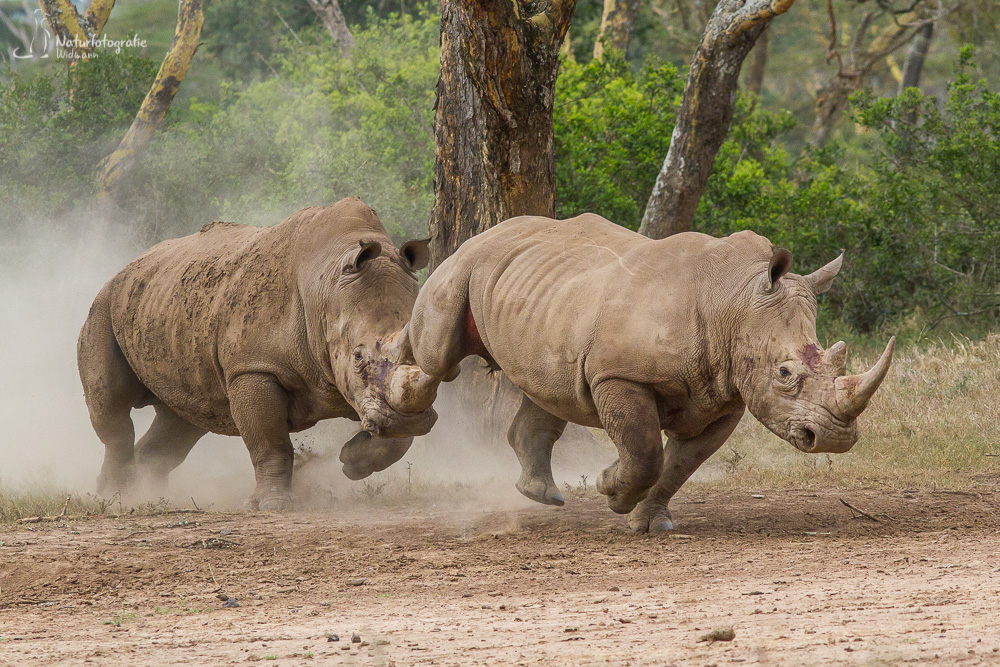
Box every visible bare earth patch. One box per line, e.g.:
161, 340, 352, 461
2, 484, 999, 665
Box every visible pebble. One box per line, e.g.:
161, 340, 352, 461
698, 627, 736, 643
351, 632, 361, 643
222, 598, 240, 608
326, 633, 339, 642
347, 578, 367, 586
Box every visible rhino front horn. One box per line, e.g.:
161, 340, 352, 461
834, 336, 895, 419
386, 365, 438, 414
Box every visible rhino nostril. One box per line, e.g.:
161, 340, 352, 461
803, 427, 816, 451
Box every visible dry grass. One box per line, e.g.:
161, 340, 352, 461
696, 334, 1000, 491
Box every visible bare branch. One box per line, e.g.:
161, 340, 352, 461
305, 0, 354, 57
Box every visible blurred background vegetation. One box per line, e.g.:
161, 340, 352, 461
1, 0, 998, 338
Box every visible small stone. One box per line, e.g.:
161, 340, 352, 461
340, 645, 350, 651
375, 639, 390, 646
217, 593, 230, 601
326, 633, 339, 642
608, 586, 620, 592
222, 598, 240, 608
698, 627, 735, 643
346, 578, 367, 586
351, 632, 361, 643
751, 494, 766, 499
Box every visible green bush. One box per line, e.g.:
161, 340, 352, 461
122, 9, 440, 241
554, 53, 683, 230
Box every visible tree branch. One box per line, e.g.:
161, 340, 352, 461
305, 0, 354, 56
731, 0, 796, 38
97, 0, 204, 195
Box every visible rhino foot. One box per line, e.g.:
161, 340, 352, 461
627, 501, 674, 534
596, 465, 647, 514
515, 471, 565, 507
244, 492, 295, 512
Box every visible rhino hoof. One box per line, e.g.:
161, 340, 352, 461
342, 463, 372, 481
627, 504, 674, 534
245, 494, 294, 512
515, 476, 565, 507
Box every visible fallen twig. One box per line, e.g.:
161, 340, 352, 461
840, 498, 883, 522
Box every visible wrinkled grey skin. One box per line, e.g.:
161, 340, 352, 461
78, 198, 439, 509
405, 214, 894, 532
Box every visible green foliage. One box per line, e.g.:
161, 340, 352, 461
121, 9, 440, 241
66, 51, 159, 134
554, 53, 683, 229
0, 50, 155, 217
203, 0, 317, 82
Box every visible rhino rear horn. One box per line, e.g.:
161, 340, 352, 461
823, 340, 847, 375
834, 337, 895, 419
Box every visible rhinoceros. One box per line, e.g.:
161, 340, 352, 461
404, 214, 894, 532
78, 198, 439, 509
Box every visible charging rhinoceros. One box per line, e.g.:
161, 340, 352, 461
78, 198, 439, 509
403, 213, 894, 532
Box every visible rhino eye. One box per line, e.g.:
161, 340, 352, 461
779, 366, 792, 378
353, 350, 364, 362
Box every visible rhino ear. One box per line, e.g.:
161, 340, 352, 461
805, 253, 843, 295
766, 246, 793, 291
343, 240, 382, 274
399, 239, 430, 272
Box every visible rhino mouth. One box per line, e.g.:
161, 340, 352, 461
789, 422, 858, 454
359, 398, 438, 438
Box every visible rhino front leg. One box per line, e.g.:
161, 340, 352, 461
339, 432, 414, 481
507, 393, 568, 507
592, 380, 664, 514
229, 374, 296, 511
628, 410, 743, 533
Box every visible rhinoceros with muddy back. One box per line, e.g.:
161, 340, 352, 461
77, 198, 440, 509
404, 213, 895, 532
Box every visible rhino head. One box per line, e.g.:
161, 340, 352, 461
734, 246, 894, 454
299, 203, 439, 440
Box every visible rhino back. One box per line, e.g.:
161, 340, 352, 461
107, 221, 304, 432
449, 215, 745, 426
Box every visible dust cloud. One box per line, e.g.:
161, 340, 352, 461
0, 213, 616, 512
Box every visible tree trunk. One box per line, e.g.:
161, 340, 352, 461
638, 0, 796, 239
37, 0, 115, 62
899, 21, 933, 93
306, 0, 354, 57
593, 0, 641, 60
96, 0, 204, 196
427, 0, 600, 459
428, 0, 576, 271
746, 24, 768, 97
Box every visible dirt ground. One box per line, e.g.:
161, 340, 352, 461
2, 484, 1000, 666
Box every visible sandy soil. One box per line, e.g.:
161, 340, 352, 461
2, 485, 1000, 666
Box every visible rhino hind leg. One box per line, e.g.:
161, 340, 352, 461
134, 404, 207, 496
228, 373, 297, 511
627, 410, 743, 533
78, 293, 149, 496
592, 380, 664, 515
507, 394, 567, 507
